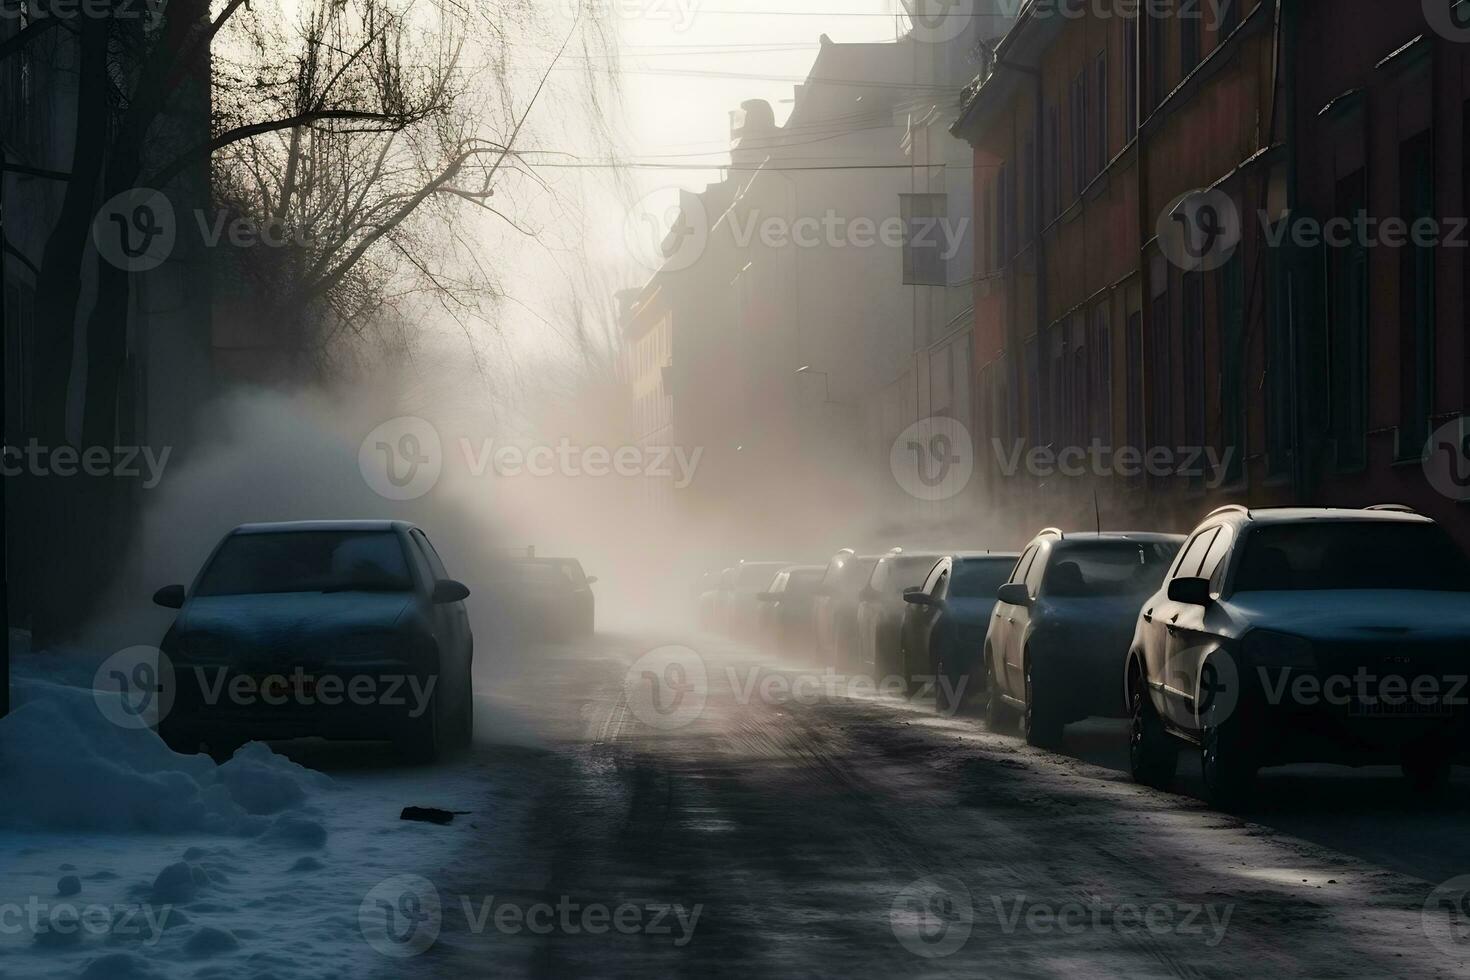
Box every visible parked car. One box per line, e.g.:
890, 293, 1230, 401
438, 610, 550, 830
756, 564, 826, 653
984, 529, 1183, 748
152, 520, 474, 763
1126, 505, 1470, 808
901, 553, 1020, 713
814, 552, 883, 667
712, 566, 738, 633
726, 561, 794, 639
492, 554, 597, 639
812, 550, 855, 661
856, 551, 941, 675
695, 570, 721, 630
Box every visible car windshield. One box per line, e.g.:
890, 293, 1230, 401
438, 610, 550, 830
786, 569, 825, 592
951, 559, 1014, 599
737, 564, 786, 591
1043, 541, 1180, 598
195, 530, 413, 596
885, 557, 939, 594
838, 558, 879, 593
1234, 522, 1470, 592
497, 561, 583, 591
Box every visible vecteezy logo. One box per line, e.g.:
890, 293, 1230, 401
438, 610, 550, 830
890, 875, 974, 958
890, 416, 974, 502
93, 646, 174, 730
905, 0, 974, 45
624, 186, 708, 274
623, 645, 708, 730
1157, 188, 1241, 273
359, 416, 443, 501
93, 188, 177, 272
1423, 874, 1470, 957
1423, 419, 1470, 502
359, 875, 442, 959
1425, 0, 1470, 42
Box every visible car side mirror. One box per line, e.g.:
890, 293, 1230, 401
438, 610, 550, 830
152, 584, 186, 609
904, 592, 940, 607
1167, 577, 1212, 606
585, 575, 598, 585
996, 583, 1031, 607
903, 586, 922, 596
432, 579, 471, 604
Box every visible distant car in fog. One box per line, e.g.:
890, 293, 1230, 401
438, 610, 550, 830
492, 554, 597, 639
1127, 506, 1470, 809
712, 567, 738, 632
755, 564, 826, 653
984, 530, 1183, 749
856, 551, 941, 676
813, 550, 881, 667
725, 561, 795, 639
900, 553, 1019, 713
151, 520, 474, 763
695, 570, 721, 629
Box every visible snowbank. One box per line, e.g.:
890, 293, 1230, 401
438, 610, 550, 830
0, 676, 330, 835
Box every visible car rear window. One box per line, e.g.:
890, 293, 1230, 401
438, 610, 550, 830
951, 559, 1013, 599
1234, 522, 1470, 592
737, 564, 785, 590
1043, 541, 1181, 598
196, 531, 413, 596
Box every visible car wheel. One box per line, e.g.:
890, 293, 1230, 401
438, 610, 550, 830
984, 653, 1010, 733
1199, 661, 1255, 810
396, 687, 442, 765
1023, 655, 1064, 749
1128, 664, 1177, 789
1401, 748, 1451, 795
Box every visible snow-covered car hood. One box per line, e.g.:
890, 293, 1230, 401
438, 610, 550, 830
174, 591, 419, 664
1225, 590, 1470, 642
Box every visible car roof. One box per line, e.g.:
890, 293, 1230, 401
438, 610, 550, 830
951, 551, 1022, 560
1045, 532, 1186, 544
231, 520, 413, 534
1221, 506, 1434, 525
779, 564, 826, 573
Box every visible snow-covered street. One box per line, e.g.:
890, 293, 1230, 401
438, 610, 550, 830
9, 628, 1467, 979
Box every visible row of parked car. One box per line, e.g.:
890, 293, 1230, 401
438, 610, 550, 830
697, 505, 1470, 808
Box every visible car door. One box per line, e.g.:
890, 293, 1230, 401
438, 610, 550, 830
1151, 526, 1219, 727
1007, 544, 1050, 695
924, 563, 954, 672
908, 559, 950, 671
992, 545, 1037, 699
412, 529, 471, 669
859, 559, 889, 666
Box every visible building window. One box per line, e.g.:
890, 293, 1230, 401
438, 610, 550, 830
1398, 129, 1435, 457
1149, 270, 1172, 452
1070, 70, 1088, 198
1180, 3, 1201, 76
1265, 231, 1294, 479
1047, 105, 1061, 221
1328, 169, 1368, 470
1182, 270, 1206, 482
1218, 0, 1241, 37
901, 192, 949, 286
1095, 51, 1109, 174
1219, 251, 1245, 485
1021, 137, 1035, 245
1149, 7, 1168, 110
1126, 310, 1145, 479
1124, 17, 1139, 139
1090, 306, 1111, 443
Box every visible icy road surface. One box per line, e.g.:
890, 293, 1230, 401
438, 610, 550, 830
5, 630, 1470, 979
404, 630, 1470, 978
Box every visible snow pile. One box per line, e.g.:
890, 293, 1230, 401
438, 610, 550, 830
0, 677, 330, 835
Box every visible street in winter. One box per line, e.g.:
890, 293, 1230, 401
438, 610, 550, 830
5, 2, 1470, 979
